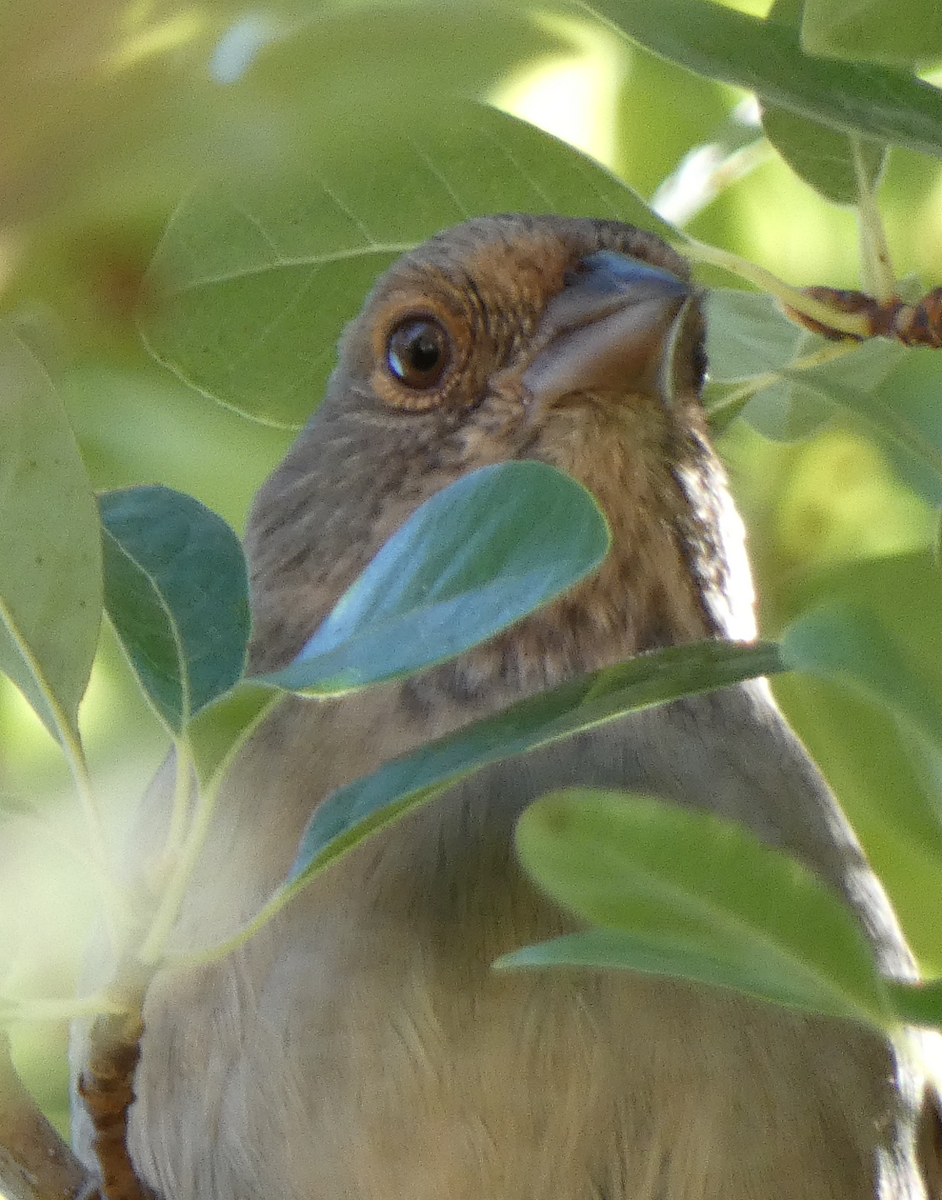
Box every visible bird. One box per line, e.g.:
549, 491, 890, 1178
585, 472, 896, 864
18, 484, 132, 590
73, 214, 937, 1200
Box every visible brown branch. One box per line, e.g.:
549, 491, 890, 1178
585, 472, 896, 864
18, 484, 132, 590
0, 1030, 93, 1200
78, 992, 155, 1200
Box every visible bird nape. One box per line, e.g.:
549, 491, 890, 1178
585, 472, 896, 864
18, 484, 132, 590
74, 214, 938, 1200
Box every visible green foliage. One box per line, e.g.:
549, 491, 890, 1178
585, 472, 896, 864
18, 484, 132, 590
504, 789, 892, 1028
587, 0, 942, 155
261, 462, 611, 696
0, 322, 101, 746
99, 486, 250, 731
274, 641, 782, 913
4, 0, 942, 1142
142, 104, 672, 427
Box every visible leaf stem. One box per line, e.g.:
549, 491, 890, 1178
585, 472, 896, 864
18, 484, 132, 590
0, 597, 124, 938
138, 692, 280, 965
680, 238, 871, 337
852, 137, 895, 301
0, 992, 128, 1025
707, 338, 858, 427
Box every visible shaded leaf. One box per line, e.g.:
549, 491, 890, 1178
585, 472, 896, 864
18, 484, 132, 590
584, 0, 942, 158
261, 463, 610, 696
0, 322, 101, 742
758, 0, 887, 204
99, 486, 249, 733
858, 349, 942, 505
778, 341, 942, 492
742, 379, 836, 442
504, 788, 891, 1027
142, 102, 674, 427
704, 289, 833, 441
706, 289, 805, 382
761, 107, 885, 205
276, 640, 783, 899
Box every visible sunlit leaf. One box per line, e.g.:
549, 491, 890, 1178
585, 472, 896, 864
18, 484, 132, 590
99, 486, 249, 732
886, 978, 942, 1028
142, 102, 674, 427
801, 0, 942, 66
0, 2, 558, 230
771, 671, 942, 972
584, 0, 942, 158
0, 322, 101, 742
261, 463, 610, 696
503, 788, 892, 1027
782, 600, 942, 752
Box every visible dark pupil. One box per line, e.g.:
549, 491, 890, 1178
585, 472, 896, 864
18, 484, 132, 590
406, 330, 440, 372
388, 321, 444, 384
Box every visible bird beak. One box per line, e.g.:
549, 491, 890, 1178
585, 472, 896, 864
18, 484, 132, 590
520, 251, 695, 408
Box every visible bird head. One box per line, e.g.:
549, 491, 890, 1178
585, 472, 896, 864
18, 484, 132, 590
245, 215, 755, 694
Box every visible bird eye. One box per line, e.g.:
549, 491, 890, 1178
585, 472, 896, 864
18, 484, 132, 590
386, 317, 451, 389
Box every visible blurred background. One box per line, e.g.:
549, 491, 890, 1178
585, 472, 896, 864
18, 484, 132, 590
2, 0, 942, 1134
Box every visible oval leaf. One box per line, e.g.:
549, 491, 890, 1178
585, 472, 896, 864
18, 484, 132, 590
759, 0, 887, 202
99, 486, 249, 732
802, 0, 942, 66
706, 289, 805, 382
507, 788, 891, 1028
141, 102, 674, 427
187, 682, 281, 790
260, 462, 610, 696
782, 600, 942, 753
761, 105, 886, 205
886, 978, 942, 1029
209, 642, 784, 956
589, 0, 942, 159
0, 322, 101, 742
274, 640, 782, 901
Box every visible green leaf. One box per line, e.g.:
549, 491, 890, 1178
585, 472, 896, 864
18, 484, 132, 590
761, 107, 886, 205
0, 0, 558, 228
584, 0, 942, 158
758, 0, 887, 203
99, 486, 249, 733
187, 682, 280, 790
277, 640, 783, 898
0, 322, 102, 742
260, 463, 610, 696
703, 289, 834, 441
802, 0, 942, 66
782, 600, 942, 752
744, 338, 906, 442
886, 978, 942, 1028
852, 348, 942, 505
742, 379, 836, 442
141, 102, 674, 427
706, 289, 805, 383
776, 341, 942, 488
504, 788, 891, 1028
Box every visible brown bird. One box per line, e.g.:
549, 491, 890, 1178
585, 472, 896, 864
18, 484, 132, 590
74, 215, 935, 1199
